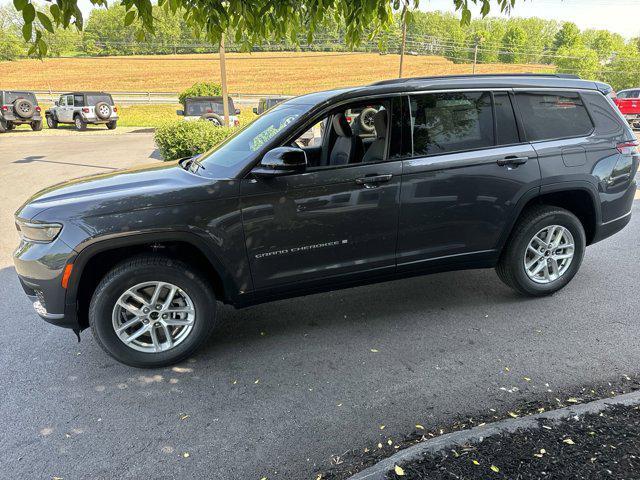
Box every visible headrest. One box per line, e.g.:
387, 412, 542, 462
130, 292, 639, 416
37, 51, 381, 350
332, 113, 352, 137
373, 110, 387, 139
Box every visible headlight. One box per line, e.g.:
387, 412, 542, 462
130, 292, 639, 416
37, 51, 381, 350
15, 219, 62, 243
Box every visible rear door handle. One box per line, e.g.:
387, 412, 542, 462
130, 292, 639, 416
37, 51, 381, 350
497, 156, 529, 167
355, 174, 393, 187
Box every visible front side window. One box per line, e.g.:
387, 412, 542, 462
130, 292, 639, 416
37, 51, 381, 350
59, 96, 66, 106
515, 91, 593, 142
409, 91, 494, 156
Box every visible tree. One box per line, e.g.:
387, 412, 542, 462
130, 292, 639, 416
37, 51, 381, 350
553, 22, 581, 51
500, 25, 527, 63
555, 45, 600, 80
178, 82, 222, 105
11, 0, 520, 57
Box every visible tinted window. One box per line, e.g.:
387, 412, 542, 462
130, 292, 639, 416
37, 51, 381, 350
409, 91, 494, 156
515, 92, 593, 141
494, 93, 520, 145
583, 91, 624, 135
74, 95, 84, 106
4, 91, 36, 103
86, 94, 113, 105
66, 95, 74, 106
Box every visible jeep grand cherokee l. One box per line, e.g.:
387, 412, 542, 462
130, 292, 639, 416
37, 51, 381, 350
13, 74, 639, 367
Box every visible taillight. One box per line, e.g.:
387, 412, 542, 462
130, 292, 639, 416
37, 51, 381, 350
113, 107, 117, 112
82, 107, 89, 113
1, 105, 7, 111
35, 106, 41, 112
234, 119, 240, 127
616, 140, 639, 155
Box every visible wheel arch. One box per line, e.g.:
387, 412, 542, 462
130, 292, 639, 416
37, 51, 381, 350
67, 231, 236, 330
498, 182, 601, 256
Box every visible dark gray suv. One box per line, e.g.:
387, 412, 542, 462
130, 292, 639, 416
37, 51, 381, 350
0, 90, 43, 132
13, 74, 639, 367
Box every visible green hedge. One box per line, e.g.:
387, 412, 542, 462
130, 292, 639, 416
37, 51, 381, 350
154, 120, 234, 161
178, 82, 222, 105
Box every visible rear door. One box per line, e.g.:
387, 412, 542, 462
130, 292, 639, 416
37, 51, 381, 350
397, 90, 540, 269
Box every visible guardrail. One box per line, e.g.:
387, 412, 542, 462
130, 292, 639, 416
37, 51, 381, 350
33, 91, 291, 107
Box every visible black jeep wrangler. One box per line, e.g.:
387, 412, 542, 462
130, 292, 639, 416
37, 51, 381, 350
0, 90, 43, 132
13, 74, 639, 368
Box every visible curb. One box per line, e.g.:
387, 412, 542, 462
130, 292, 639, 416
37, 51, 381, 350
347, 390, 640, 480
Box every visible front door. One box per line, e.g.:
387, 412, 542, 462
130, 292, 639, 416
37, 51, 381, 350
241, 98, 402, 290
397, 91, 541, 267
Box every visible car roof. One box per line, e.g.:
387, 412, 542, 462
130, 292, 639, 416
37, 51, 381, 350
61, 91, 112, 96
287, 74, 609, 106
185, 96, 232, 102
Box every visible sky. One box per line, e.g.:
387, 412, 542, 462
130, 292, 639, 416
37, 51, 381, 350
421, 0, 640, 39
2, 0, 639, 39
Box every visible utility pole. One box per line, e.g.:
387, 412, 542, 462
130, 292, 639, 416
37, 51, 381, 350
472, 42, 479, 74
220, 33, 230, 127
398, 1, 408, 78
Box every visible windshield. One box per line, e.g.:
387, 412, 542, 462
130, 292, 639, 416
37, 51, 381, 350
186, 98, 234, 116
198, 103, 311, 177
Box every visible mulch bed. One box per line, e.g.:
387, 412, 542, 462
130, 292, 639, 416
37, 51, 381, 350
388, 403, 640, 479
320, 376, 640, 479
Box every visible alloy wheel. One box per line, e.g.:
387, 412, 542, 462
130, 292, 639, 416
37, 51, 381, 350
523, 225, 575, 284
112, 281, 196, 353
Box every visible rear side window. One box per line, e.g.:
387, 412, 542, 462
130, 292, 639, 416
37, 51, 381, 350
494, 93, 520, 145
515, 92, 593, 141
409, 91, 494, 156
582, 91, 625, 135
74, 95, 84, 106
86, 94, 113, 105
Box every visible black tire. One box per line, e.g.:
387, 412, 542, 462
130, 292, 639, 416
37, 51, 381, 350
106, 120, 117, 130
46, 114, 58, 129
74, 115, 87, 131
0, 119, 6, 133
89, 255, 217, 368
6, 121, 15, 131
13, 98, 34, 119
359, 107, 377, 133
496, 205, 586, 296
31, 120, 42, 131
202, 113, 223, 126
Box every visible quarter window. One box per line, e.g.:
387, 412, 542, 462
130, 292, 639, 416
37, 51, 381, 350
409, 91, 494, 156
515, 92, 593, 141
494, 93, 520, 145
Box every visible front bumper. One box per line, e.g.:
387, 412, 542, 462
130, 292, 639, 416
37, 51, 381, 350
13, 236, 77, 329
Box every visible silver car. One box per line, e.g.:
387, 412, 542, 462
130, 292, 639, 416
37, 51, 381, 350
46, 92, 118, 131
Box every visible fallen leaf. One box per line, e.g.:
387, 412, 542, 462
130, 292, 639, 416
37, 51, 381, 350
567, 398, 579, 403
490, 465, 500, 473
371, 349, 379, 353
415, 424, 424, 430
508, 412, 519, 418
380, 425, 385, 430
563, 438, 575, 445
254, 379, 260, 384
472, 460, 480, 466
540, 448, 546, 454
377, 443, 383, 449
182, 452, 190, 458
179, 414, 190, 420
394, 465, 405, 476
387, 439, 393, 445
523, 377, 531, 382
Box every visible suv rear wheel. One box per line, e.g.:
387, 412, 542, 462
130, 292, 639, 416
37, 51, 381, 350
6, 121, 15, 131
0, 119, 6, 133
89, 255, 218, 368
496, 205, 586, 296
106, 120, 117, 130
31, 120, 42, 131
74, 115, 87, 131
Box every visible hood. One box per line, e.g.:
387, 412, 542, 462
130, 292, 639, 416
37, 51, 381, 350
16, 161, 237, 221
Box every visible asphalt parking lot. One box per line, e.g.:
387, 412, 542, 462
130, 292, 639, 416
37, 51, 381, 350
1, 132, 639, 479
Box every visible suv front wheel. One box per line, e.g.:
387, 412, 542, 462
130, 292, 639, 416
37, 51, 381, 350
89, 255, 218, 367
496, 205, 586, 296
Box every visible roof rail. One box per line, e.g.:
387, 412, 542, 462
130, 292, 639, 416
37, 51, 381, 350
370, 73, 580, 86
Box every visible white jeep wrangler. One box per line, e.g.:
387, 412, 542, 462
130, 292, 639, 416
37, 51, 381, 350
46, 92, 118, 131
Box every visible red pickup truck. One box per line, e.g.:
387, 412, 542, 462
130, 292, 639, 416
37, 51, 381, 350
613, 89, 640, 129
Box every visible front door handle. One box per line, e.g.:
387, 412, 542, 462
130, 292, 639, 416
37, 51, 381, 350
497, 156, 529, 167
355, 174, 393, 188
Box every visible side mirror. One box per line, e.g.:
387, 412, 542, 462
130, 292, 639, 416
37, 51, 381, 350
252, 147, 307, 177
252, 107, 258, 115
235, 108, 241, 115
176, 109, 184, 116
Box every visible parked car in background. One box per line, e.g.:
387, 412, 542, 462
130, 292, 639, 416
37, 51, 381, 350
253, 97, 289, 115
177, 96, 240, 126
46, 92, 118, 131
613, 89, 640, 130
13, 74, 638, 367
0, 90, 42, 132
